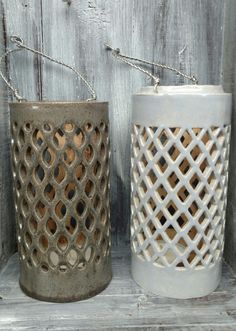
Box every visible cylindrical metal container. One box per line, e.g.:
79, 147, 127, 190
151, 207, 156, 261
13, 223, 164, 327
131, 85, 232, 299
10, 101, 112, 302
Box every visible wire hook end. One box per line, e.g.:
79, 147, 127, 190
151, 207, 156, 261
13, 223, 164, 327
10, 36, 24, 47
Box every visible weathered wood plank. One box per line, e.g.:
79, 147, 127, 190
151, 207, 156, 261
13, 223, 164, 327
223, 0, 236, 274
0, 248, 236, 330
0, 0, 15, 270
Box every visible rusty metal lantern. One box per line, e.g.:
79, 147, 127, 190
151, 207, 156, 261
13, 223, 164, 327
1, 36, 112, 302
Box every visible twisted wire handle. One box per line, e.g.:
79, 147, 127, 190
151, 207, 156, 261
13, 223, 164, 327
0, 36, 97, 102
105, 44, 198, 91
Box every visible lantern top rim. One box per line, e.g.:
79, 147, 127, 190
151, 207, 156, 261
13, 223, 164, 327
9, 101, 108, 106
135, 85, 231, 96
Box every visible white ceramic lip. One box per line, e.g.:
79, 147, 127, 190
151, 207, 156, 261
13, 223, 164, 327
132, 85, 232, 127
136, 85, 231, 96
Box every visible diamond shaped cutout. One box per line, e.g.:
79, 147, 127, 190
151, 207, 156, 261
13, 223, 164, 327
64, 147, 75, 165
145, 244, 155, 259
177, 186, 189, 203
43, 147, 56, 166
84, 145, 94, 162
28, 217, 38, 235
57, 235, 68, 251
168, 144, 180, 161
200, 158, 209, 174
147, 220, 157, 235
75, 163, 86, 181
76, 232, 87, 249
147, 169, 157, 185
139, 180, 147, 196
156, 184, 167, 200
39, 235, 49, 252
199, 187, 208, 201
139, 154, 148, 170
18, 128, 25, 146
176, 237, 187, 252
190, 145, 201, 161
91, 127, 101, 145
180, 131, 192, 148
64, 182, 76, 200
54, 164, 66, 183
157, 156, 168, 173
187, 251, 197, 264
166, 226, 177, 241
55, 201, 67, 219
157, 211, 167, 226
147, 197, 156, 212
67, 249, 78, 267
166, 200, 177, 217
85, 213, 95, 232
201, 131, 211, 146
73, 128, 84, 148
140, 127, 148, 144
100, 208, 107, 225
179, 158, 190, 175
44, 183, 55, 201
27, 182, 36, 200
93, 195, 101, 211
53, 129, 65, 149
176, 213, 188, 229
65, 216, 77, 235
35, 165, 45, 183
46, 218, 57, 235
189, 173, 200, 189
197, 212, 207, 226
100, 143, 106, 159
35, 201, 46, 218
158, 129, 168, 146
148, 142, 158, 158
20, 163, 27, 179
49, 251, 59, 267
137, 229, 147, 245
188, 226, 198, 241
139, 207, 147, 222
167, 172, 179, 188
33, 129, 44, 148
85, 180, 95, 198
188, 201, 199, 216
76, 200, 86, 217
25, 146, 35, 164
93, 161, 102, 177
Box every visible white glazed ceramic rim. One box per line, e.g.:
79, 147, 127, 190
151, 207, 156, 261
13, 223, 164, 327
132, 85, 232, 127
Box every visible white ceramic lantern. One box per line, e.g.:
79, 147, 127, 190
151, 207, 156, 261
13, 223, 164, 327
131, 85, 232, 299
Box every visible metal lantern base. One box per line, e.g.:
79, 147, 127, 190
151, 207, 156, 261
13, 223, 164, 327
20, 260, 112, 302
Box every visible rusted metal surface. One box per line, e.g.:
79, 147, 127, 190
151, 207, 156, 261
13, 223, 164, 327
10, 101, 112, 302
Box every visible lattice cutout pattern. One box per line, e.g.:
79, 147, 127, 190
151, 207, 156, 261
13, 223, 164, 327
131, 125, 230, 270
11, 119, 110, 273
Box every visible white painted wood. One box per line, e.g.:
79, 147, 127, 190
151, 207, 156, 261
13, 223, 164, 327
0, 0, 226, 249
0, 247, 236, 330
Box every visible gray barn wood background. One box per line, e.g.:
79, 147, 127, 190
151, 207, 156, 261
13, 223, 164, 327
0, 0, 235, 270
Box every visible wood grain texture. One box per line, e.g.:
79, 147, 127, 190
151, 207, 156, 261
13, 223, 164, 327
1, 247, 236, 330
222, 0, 236, 273
0, 0, 226, 250
0, 1, 16, 270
